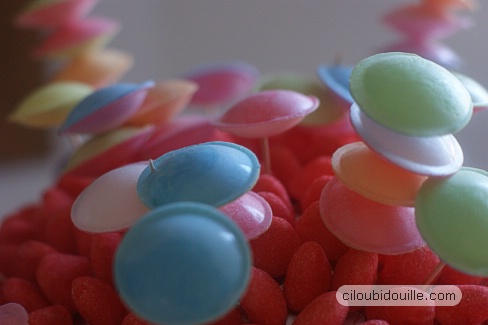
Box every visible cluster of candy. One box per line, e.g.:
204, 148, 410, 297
381, 0, 477, 69
3, 1, 488, 325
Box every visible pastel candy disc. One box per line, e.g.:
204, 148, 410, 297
350, 52, 472, 136
71, 162, 150, 233
319, 177, 425, 255
137, 141, 260, 208
332, 142, 427, 206
350, 103, 463, 176
213, 89, 319, 138
219, 191, 273, 239
316, 64, 354, 106
114, 202, 251, 325
453, 72, 488, 112
415, 167, 488, 276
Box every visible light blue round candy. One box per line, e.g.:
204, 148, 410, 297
137, 141, 260, 208
114, 202, 251, 325
317, 64, 353, 105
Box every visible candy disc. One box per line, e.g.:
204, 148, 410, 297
60, 81, 154, 134
71, 162, 150, 233
219, 191, 272, 239
316, 64, 354, 107
184, 61, 260, 107
332, 142, 427, 206
258, 73, 344, 125
350, 103, 463, 176
213, 90, 319, 138
8, 81, 93, 128
453, 72, 488, 112
0, 303, 29, 325
416, 167, 488, 276
137, 141, 260, 208
350, 52, 472, 136
114, 202, 251, 325
319, 177, 425, 255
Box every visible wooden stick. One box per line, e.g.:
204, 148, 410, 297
423, 261, 446, 285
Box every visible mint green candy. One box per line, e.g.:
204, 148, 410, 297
350, 52, 472, 136
415, 167, 488, 276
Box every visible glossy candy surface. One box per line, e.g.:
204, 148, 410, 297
137, 141, 260, 208
416, 167, 488, 276
320, 177, 425, 254
350, 52, 472, 136
350, 103, 463, 176
213, 90, 319, 138
71, 162, 150, 233
332, 142, 427, 206
114, 202, 251, 325
219, 191, 273, 239
60, 81, 154, 134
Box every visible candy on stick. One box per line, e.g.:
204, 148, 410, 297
219, 190, 272, 240
8, 81, 93, 128
59, 81, 154, 134
416, 167, 488, 276
350, 102, 464, 177
183, 61, 260, 111
32, 16, 120, 59
114, 202, 251, 325
453, 72, 488, 111
349, 52, 472, 137
213, 90, 319, 174
137, 141, 260, 209
332, 141, 427, 206
319, 177, 425, 255
52, 48, 134, 88
15, 0, 99, 30
125, 80, 198, 127
0, 303, 29, 325
71, 162, 150, 233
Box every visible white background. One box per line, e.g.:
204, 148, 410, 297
2, 0, 488, 217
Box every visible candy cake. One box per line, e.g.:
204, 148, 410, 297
2, 0, 488, 325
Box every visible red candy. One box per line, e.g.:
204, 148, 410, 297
240, 267, 288, 325
331, 248, 379, 291
41, 207, 77, 254
256, 191, 295, 226
435, 285, 488, 325
435, 265, 484, 285
206, 307, 242, 325
1, 278, 50, 313
28, 305, 73, 325
292, 291, 349, 325
121, 313, 156, 325
295, 201, 349, 262
300, 174, 333, 212
365, 288, 435, 325
250, 216, 301, 278
287, 155, 333, 203
14, 240, 56, 282
90, 232, 122, 286
283, 241, 331, 312
378, 246, 440, 285
253, 174, 293, 209
72, 277, 128, 325
36, 252, 92, 312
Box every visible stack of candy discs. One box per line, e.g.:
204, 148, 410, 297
5, 1, 488, 325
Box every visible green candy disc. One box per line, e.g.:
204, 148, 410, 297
415, 167, 488, 276
350, 52, 472, 136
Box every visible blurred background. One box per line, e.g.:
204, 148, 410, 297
1, 0, 488, 217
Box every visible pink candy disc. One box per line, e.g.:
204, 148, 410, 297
213, 90, 319, 138
71, 162, 150, 233
0, 303, 29, 325
219, 191, 273, 240
16, 0, 99, 29
126, 80, 198, 126
332, 142, 427, 206
350, 103, 463, 176
319, 177, 425, 255
184, 61, 260, 107
33, 16, 120, 59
